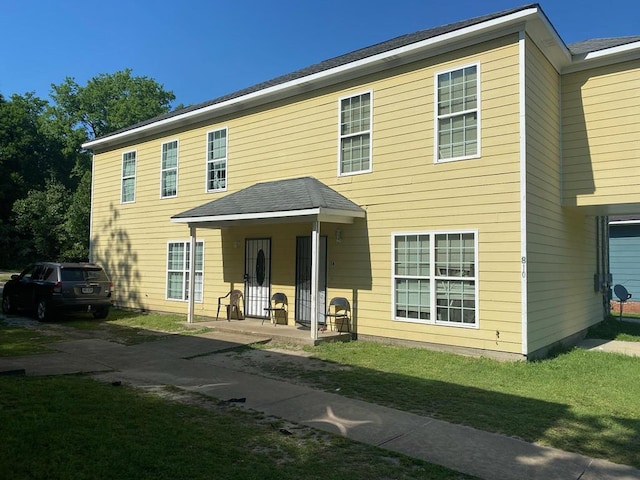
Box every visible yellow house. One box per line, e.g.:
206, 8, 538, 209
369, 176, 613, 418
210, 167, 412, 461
83, 4, 640, 359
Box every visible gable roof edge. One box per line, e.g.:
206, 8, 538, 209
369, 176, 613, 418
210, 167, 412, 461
83, 5, 549, 152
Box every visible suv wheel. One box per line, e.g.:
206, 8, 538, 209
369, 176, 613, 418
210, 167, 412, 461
92, 307, 110, 320
36, 298, 51, 322
2, 294, 15, 314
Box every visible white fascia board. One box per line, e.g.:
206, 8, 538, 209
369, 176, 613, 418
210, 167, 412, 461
563, 41, 640, 74
171, 208, 322, 224
83, 7, 545, 151
171, 206, 365, 225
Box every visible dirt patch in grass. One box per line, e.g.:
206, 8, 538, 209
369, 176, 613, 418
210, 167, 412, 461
0, 314, 168, 345
215, 345, 353, 379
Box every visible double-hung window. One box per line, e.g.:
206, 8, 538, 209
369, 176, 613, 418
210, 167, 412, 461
436, 65, 479, 162
339, 92, 372, 175
161, 140, 178, 198
167, 241, 204, 302
121, 151, 136, 203
207, 128, 227, 192
394, 231, 477, 326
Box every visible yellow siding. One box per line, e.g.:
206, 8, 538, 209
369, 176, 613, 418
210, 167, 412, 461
91, 34, 524, 354
525, 37, 602, 354
562, 59, 640, 210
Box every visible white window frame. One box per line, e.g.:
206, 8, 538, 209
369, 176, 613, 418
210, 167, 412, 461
434, 63, 481, 163
206, 127, 228, 192
338, 90, 373, 176
121, 150, 137, 204
166, 240, 204, 302
160, 139, 179, 199
392, 230, 478, 328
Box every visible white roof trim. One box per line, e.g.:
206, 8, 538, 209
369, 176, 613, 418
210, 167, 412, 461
171, 207, 365, 225
83, 7, 544, 151
563, 40, 640, 73
581, 40, 640, 61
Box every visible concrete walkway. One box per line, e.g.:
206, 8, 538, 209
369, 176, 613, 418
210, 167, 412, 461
1, 332, 639, 480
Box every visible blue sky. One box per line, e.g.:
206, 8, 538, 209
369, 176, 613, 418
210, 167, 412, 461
1, 0, 638, 108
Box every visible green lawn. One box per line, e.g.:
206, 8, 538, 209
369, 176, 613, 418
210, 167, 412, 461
56, 309, 214, 344
2, 311, 640, 471
586, 315, 640, 341
273, 342, 640, 468
0, 323, 59, 356
0, 376, 474, 480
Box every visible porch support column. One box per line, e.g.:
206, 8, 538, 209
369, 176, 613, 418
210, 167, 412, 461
310, 220, 320, 340
187, 225, 197, 324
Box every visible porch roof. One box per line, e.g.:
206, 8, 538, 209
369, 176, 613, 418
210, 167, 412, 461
171, 176, 366, 227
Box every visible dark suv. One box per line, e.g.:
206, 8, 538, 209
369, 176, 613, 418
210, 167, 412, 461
2, 262, 113, 321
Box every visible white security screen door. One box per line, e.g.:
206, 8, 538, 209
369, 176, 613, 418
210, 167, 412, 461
244, 238, 271, 317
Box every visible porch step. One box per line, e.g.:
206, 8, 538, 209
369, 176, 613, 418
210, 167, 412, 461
202, 319, 352, 346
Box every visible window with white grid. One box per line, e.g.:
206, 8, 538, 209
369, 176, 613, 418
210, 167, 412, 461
436, 65, 479, 162
207, 128, 227, 192
121, 151, 136, 203
393, 231, 477, 326
167, 241, 204, 302
339, 92, 371, 175
161, 140, 178, 198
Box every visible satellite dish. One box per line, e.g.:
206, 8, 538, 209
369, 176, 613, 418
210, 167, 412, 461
613, 284, 632, 321
614, 284, 631, 302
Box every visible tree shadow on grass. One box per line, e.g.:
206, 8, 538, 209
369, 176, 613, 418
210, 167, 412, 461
258, 354, 640, 468
586, 315, 640, 340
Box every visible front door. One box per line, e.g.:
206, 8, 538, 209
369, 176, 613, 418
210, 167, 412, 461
244, 238, 271, 317
295, 236, 327, 323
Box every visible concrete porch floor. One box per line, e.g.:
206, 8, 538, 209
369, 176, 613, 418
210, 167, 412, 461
189, 316, 353, 346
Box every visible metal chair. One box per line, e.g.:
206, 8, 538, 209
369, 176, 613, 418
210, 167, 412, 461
325, 297, 351, 332
263, 292, 288, 325
614, 284, 632, 321
216, 289, 244, 321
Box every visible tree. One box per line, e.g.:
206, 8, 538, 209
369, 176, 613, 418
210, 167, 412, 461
50, 68, 176, 139
0, 93, 76, 266
12, 177, 70, 261
1, 69, 176, 266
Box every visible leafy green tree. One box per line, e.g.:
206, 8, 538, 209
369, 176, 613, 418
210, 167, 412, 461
0, 93, 76, 265
61, 168, 92, 261
12, 177, 70, 261
1, 70, 176, 266
50, 68, 176, 139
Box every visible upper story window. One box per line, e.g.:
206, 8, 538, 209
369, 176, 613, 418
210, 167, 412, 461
436, 64, 479, 162
121, 151, 136, 203
207, 128, 227, 192
393, 231, 477, 327
161, 140, 178, 198
339, 91, 372, 175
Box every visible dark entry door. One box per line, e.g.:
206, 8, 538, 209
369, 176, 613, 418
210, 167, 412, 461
295, 236, 327, 323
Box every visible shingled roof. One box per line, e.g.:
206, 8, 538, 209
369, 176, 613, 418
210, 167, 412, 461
85, 3, 640, 151
91, 4, 541, 142
568, 36, 640, 55
171, 177, 365, 225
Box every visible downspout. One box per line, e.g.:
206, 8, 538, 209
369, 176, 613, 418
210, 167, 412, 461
604, 215, 611, 315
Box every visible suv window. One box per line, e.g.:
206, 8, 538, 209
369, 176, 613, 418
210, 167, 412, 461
42, 266, 56, 281
60, 268, 108, 282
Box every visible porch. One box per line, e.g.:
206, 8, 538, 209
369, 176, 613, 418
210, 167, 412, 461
171, 177, 367, 343
191, 316, 353, 346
